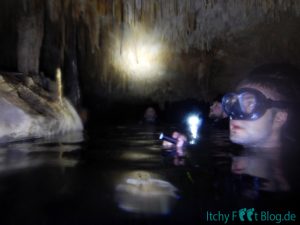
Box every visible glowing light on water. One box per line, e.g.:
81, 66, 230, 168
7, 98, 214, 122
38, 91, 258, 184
115, 171, 178, 215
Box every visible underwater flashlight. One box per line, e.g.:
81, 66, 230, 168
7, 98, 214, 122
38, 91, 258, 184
159, 133, 177, 144
186, 114, 202, 143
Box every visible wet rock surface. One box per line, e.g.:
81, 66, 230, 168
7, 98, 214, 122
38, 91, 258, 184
0, 73, 83, 142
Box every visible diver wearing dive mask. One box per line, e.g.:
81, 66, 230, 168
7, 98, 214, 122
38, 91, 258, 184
222, 87, 289, 121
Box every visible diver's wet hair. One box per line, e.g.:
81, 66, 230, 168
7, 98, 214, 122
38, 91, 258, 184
238, 63, 300, 101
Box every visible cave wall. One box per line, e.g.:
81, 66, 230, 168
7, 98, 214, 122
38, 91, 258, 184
1, 0, 300, 109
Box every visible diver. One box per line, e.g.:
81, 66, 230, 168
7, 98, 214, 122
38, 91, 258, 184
162, 63, 300, 203
141, 106, 157, 124
209, 94, 229, 129
216, 63, 300, 209
163, 63, 300, 150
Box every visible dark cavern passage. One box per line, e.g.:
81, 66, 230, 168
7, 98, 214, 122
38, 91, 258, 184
0, 1, 300, 225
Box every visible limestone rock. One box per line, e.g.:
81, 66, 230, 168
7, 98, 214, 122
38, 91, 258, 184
0, 73, 83, 143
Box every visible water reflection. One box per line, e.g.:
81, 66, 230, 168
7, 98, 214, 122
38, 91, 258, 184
115, 171, 178, 215
0, 124, 298, 225
231, 148, 290, 193
161, 148, 187, 166
0, 131, 83, 173
159, 126, 296, 205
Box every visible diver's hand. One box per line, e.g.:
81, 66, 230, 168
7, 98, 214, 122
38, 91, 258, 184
162, 131, 187, 148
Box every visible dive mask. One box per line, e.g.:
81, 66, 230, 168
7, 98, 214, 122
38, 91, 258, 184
222, 88, 288, 120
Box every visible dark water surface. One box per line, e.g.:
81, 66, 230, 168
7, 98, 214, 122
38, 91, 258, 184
0, 124, 299, 225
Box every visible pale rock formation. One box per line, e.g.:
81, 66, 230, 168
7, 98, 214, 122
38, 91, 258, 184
0, 73, 83, 143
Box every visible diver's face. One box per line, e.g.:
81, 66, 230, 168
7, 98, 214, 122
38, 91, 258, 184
229, 84, 285, 148
230, 108, 274, 147
209, 101, 223, 118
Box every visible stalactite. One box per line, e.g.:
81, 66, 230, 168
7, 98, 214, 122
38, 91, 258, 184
86, 0, 100, 52
56, 68, 63, 105
47, 0, 63, 22
71, 0, 85, 20
17, 0, 44, 74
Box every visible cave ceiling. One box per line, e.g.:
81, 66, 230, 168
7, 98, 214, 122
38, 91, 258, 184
1, 0, 300, 104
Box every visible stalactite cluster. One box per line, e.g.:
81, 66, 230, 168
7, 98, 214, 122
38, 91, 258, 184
53, 0, 300, 53
2, 0, 300, 105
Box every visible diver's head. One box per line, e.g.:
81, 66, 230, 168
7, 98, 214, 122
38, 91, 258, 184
209, 94, 227, 119
144, 107, 157, 123
223, 63, 300, 148
209, 101, 227, 119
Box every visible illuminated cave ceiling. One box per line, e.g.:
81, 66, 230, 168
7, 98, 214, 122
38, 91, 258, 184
46, 0, 300, 52
1, 0, 300, 104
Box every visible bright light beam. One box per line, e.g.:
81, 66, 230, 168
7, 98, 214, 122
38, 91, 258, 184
187, 115, 202, 143
112, 24, 168, 81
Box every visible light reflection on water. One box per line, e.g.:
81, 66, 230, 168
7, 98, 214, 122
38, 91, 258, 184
115, 171, 178, 215
0, 131, 83, 173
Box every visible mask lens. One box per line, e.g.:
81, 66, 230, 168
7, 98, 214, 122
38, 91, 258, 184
222, 89, 263, 120
239, 92, 257, 114
222, 93, 238, 114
